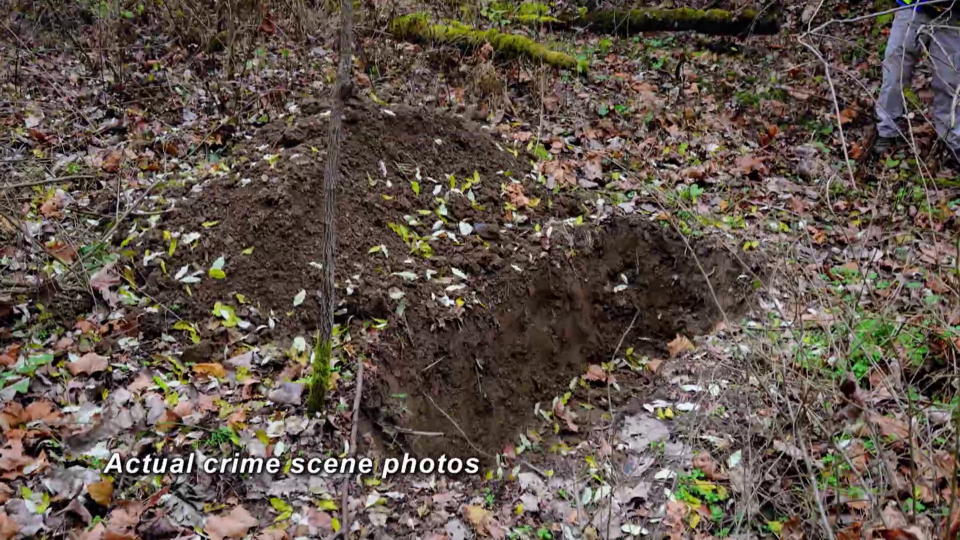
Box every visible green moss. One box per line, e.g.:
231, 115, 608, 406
390, 13, 586, 72
307, 333, 333, 413
578, 7, 778, 36
518, 2, 549, 17
515, 13, 559, 24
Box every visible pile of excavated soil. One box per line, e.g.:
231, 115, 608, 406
142, 100, 754, 456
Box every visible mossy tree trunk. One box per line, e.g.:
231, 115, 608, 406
389, 14, 586, 71
307, 0, 354, 414
570, 8, 779, 36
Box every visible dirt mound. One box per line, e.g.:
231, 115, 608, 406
148, 99, 543, 331
143, 101, 753, 457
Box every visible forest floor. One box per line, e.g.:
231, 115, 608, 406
0, 1, 959, 540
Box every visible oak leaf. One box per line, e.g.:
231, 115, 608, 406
206, 505, 259, 540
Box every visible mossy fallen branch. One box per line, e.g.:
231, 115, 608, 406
389, 13, 586, 72
574, 8, 779, 36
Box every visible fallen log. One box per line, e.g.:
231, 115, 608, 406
389, 13, 587, 72
571, 8, 779, 36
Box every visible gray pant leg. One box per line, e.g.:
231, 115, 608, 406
876, 9, 930, 138
928, 22, 960, 151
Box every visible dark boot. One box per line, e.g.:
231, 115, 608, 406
872, 135, 897, 156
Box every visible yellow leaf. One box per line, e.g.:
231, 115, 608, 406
88, 479, 113, 506
688, 511, 700, 529
193, 363, 226, 378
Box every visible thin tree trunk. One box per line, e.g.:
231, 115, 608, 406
308, 0, 354, 414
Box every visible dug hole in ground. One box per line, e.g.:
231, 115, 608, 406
142, 100, 756, 460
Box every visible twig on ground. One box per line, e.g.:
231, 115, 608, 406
1, 175, 97, 190
100, 177, 162, 243
797, 431, 837, 540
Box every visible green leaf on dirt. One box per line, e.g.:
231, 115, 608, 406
209, 256, 226, 279
5, 378, 29, 395
18, 353, 53, 376
173, 321, 201, 344
270, 498, 293, 522
212, 302, 240, 327
202, 221, 219, 228
293, 290, 306, 307
241, 247, 254, 255
411, 181, 420, 196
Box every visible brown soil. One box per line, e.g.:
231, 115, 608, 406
141, 100, 754, 457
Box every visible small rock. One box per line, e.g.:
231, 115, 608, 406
618, 414, 670, 454
796, 144, 825, 181
268, 382, 303, 406
474, 223, 500, 240
517, 472, 546, 494
445, 519, 469, 540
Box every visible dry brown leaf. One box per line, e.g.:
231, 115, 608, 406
0, 438, 45, 480
646, 358, 664, 373
662, 500, 687, 540
540, 161, 575, 188
77, 522, 105, 540
0, 404, 23, 432
105, 501, 143, 540
0, 345, 20, 368
667, 335, 694, 358
0, 483, 13, 504
503, 183, 529, 208
692, 452, 724, 480
583, 364, 607, 383
206, 505, 259, 540
67, 353, 110, 376
193, 363, 227, 379
45, 240, 77, 263
733, 154, 767, 176
870, 413, 910, 441
102, 152, 121, 173
552, 400, 578, 433
88, 479, 114, 506
463, 505, 498, 538
90, 262, 121, 307
0, 512, 17, 540
24, 401, 58, 423
127, 371, 153, 394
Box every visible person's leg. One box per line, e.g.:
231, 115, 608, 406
929, 20, 960, 157
876, 9, 930, 146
